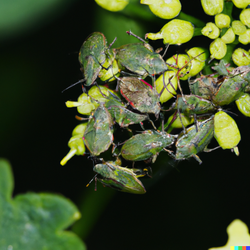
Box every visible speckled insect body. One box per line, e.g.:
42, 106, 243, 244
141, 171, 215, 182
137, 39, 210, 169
84, 105, 113, 156
79, 32, 110, 86
211, 69, 250, 106
93, 162, 146, 194
115, 43, 168, 77
121, 130, 177, 162
171, 95, 217, 118
119, 77, 161, 117
175, 116, 215, 164
105, 97, 147, 127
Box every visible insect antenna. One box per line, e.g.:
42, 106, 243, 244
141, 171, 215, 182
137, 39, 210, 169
61, 79, 86, 93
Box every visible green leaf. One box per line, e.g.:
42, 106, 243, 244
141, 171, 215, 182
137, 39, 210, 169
0, 158, 86, 250
0, 0, 76, 41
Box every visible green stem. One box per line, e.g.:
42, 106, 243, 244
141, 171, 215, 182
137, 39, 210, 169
222, 43, 238, 64
178, 12, 205, 27
193, 28, 203, 37
122, 3, 158, 22
72, 187, 116, 240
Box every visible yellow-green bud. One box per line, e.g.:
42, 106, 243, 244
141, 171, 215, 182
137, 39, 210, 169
232, 20, 247, 35
232, 0, 250, 9
232, 48, 250, 66
155, 70, 178, 103
145, 19, 194, 45
236, 93, 250, 117
221, 28, 236, 44
141, 0, 181, 19
66, 93, 96, 115
240, 9, 250, 28
99, 57, 120, 82
166, 54, 192, 80
166, 54, 191, 80
238, 29, 250, 45
165, 112, 194, 133
201, 22, 220, 39
210, 38, 227, 59
215, 14, 231, 29
72, 123, 88, 137
95, 0, 128, 12
60, 135, 86, 166
201, 0, 224, 16
88, 85, 119, 108
78, 93, 96, 115
187, 47, 207, 76
214, 111, 241, 155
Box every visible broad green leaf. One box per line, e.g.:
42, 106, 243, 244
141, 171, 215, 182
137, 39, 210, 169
0, 158, 86, 250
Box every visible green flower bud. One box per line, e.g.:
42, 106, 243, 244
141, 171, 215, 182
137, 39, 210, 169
141, 0, 181, 19
95, 0, 128, 12
221, 28, 235, 44
232, 48, 250, 66
238, 29, 250, 45
240, 8, 250, 28
201, 0, 224, 16
236, 93, 250, 117
66, 93, 96, 115
232, 0, 250, 9
72, 123, 88, 137
99, 57, 120, 82
201, 22, 220, 39
166, 54, 192, 80
215, 14, 231, 29
232, 20, 247, 35
155, 70, 178, 103
187, 47, 207, 76
210, 38, 227, 59
214, 111, 241, 155
145, 19, 194, 45
165, 112, 194, 133
60, 135, 86, 166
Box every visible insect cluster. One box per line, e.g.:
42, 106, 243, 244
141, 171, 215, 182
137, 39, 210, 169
61, 31, 250, 194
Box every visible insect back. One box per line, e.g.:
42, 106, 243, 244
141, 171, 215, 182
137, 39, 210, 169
175, 116, 215, 164
121, 130, 177, 163
119, 77, 161, 117
211, 67, 250, 106
78, 32, 119, 85
93, 161, 147, 194
104, 94, 148, 128
84, 104, 114, 156
115, 42, 168, 78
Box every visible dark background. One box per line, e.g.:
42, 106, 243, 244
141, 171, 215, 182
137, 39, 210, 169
0, 0, 249, 249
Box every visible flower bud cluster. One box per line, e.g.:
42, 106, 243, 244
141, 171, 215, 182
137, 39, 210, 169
200, 0, 250, 64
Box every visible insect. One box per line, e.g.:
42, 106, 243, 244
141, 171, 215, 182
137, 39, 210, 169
104, 95, 148, 128
78, 32, 109, 86
189, 64, 250, 106
78, 32, 119, 86
115, 41, 168, 78
168, 94, 217, 132
92, 161, 147, 194
175, 116, 217, 164
119, 77, 161, 118
84, 105, 114, 156
211, 69, 250, 106
121, 130, 177, 163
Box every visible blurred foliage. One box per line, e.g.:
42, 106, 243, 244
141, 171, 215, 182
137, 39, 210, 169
0, 159, 86, 250
0, 0, 77, 41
